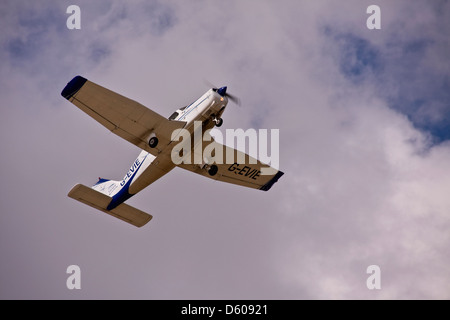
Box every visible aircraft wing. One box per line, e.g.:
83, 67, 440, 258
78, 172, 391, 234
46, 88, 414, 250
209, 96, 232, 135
61, 75, 186, 156
177, 140, 284, 191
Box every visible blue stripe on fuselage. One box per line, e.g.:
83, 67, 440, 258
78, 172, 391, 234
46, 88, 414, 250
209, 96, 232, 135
178, 95, 210, 121
107, 154, 148, 210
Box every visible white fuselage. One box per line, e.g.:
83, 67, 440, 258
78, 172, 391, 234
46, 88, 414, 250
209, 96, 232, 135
172, 89, 228, 128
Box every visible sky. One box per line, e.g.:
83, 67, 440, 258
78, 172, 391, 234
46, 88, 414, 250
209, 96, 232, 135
0, 0, 449, 299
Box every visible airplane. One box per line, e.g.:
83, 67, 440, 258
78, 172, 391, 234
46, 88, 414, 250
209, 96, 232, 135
61, 76, 284, 227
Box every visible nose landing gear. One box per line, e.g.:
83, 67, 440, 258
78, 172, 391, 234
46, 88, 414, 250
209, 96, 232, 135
212, 115, 223, 127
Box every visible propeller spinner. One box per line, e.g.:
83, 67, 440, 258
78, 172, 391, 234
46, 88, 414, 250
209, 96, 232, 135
212, 85, 241, 106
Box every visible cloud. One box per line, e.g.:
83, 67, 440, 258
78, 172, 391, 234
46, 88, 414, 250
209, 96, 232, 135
0, 0, 449, 300
318, 0, 450, 142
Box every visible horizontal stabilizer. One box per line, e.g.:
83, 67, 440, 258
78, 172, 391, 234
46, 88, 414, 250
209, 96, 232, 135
68, 184, 152, 227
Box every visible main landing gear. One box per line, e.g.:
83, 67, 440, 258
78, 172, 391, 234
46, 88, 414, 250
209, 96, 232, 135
149, 136, 158, 148
207, 164, 218, 176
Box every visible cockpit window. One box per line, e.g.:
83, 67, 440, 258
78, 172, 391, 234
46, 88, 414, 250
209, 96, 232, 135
168, 111, 179, 120
179, 106, 187, 111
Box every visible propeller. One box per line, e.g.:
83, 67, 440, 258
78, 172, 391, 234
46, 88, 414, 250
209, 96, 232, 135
204, 80, 241, 106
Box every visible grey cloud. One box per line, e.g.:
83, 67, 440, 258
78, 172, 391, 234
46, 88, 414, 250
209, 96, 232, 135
1, 0, 449, 300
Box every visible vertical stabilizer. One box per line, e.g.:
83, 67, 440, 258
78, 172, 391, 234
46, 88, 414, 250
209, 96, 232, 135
92, 178, 122, 197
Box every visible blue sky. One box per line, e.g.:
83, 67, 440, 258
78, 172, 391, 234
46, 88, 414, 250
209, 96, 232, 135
1, 0, 449, 299
325, 26, 450, 143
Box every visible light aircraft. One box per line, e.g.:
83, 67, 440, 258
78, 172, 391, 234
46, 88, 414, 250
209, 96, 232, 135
62, 76, 284, 227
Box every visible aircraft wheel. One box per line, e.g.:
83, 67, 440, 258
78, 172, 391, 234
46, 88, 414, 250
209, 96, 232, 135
215, 118, 223, 127
208, 165, 218, 176
149, 136, 159, 148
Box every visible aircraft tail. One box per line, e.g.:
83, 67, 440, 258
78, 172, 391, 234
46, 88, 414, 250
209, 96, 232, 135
68, 184, 152, 227
91, 178, 122, 197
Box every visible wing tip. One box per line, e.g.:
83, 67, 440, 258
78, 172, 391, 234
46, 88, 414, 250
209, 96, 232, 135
260, 170, 284, 191
61, 75, 87, 100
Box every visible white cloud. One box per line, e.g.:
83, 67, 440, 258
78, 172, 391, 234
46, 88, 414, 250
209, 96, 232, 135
1, 0, 449, 299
